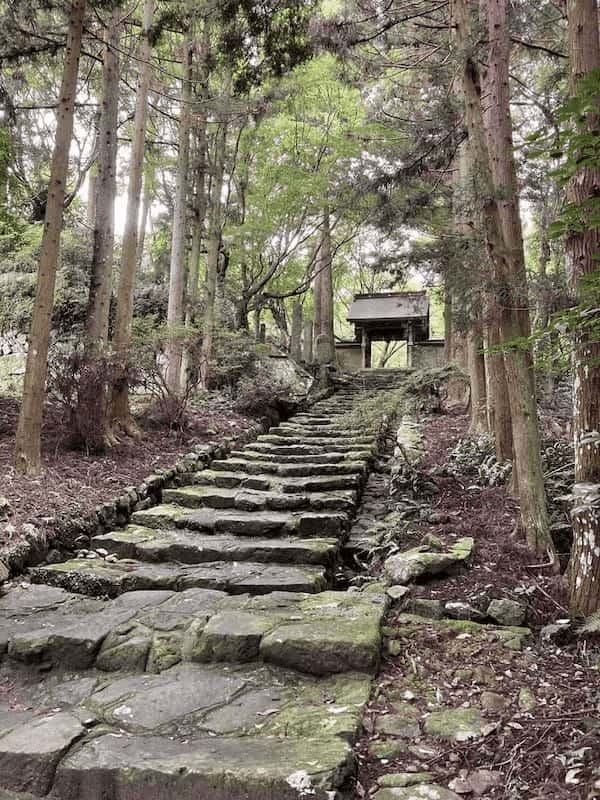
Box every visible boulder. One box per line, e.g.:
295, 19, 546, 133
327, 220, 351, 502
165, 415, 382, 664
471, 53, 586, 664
487, 598, 526, 627
384, 538, 474, 585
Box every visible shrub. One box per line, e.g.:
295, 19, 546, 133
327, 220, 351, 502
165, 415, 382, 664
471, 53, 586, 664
233, 367, 291, 418
47, 349, 122, 453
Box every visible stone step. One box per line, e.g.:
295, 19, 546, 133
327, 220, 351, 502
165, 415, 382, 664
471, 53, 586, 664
233, 449, 372, 465
1, 583, 385, 676
30, 558, 327, 599
0, 654, 372, 796
162, 485, 356, 513
193, 469, 362, 493
92, 526, 340, 567
132, 505, 348, 538
254, 436, 375, 453
268, 426, 372, 441
210, 458, 367, 478
247, 440, 370, 456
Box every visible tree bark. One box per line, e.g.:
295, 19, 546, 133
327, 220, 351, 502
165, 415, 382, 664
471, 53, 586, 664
111, 0, 154, 430
453, 0, 556, 562
14, 0, 86, 475
135, 164, 154, 275
467, 329, 487, 433
199, 117, 228, 389
318, 210, 335, 363
566, 0, 600, 614
485, 322, 513, 461
84, 7, 120, 346
165, 35, 193, 394
290, 302, 303, 362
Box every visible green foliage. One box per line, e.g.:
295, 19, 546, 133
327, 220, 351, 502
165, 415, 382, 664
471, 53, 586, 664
526, 68, 600, 241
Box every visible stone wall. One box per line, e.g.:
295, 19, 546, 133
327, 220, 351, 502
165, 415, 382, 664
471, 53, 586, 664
410, 340, 445, 370
335, 342, 362, 372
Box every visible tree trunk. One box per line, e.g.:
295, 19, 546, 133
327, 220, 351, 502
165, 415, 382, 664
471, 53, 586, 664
485, 322, 513, 462
318, 210, 335, 363
111, 0, 154, 430
84, 7, 120, 346
14, 0, 86, 475
165, 35, 193, 394
199, 116, 228, 389
135, 164, 154, 275
467, 329, 487, 433
483, 0, 554, 561
453, 0, 555, 562
566, 0, 600, 614
290, 302, 303, 362
302, 318, 313, 363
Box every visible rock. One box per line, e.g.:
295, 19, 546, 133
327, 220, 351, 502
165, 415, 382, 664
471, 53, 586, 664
0, 712, 84, 795
375, 705, 420, 739
454, 668, 473, 683
472, 666, 496, 685
374, 786, 461, 800
486, 599, 526, 627
424, 708, 485, 742
541, 619, 575, 646
518, 687, 536, 711
426, 512, 451, 525
422, 533, 443, 549
408, 599, 444, 619
384, 538, 474, 585
45, 549, 63, 565
444, 602, 487, 622
0, 561, 8, 583
0, 497, 10, 517
449, 770, 502, 796
379, 772, 433, 788
386, 640, 403, 657
386, 585, 410, 604
370, 740, 407, 760
480, 691, 508, 711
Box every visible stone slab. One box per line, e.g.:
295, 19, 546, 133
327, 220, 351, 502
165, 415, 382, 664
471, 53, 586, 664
0, 662, 372, 799
131, 505, 348, 538
162, 485, 356, 513
193, 470, 361, 493
213, 458, 368, 478
31, 558, 327, 599
92, 526, 339, 566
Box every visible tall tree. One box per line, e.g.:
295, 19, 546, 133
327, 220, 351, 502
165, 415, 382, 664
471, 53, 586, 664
111, 0, 154, 432
453, 0, 557, 563
165, 32, 193, 394
565, 0, 600, 614
84, 6, 120, 346
14, 0, 86, 475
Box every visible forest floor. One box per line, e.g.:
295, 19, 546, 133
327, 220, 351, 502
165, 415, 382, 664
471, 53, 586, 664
355, 410, 600, 800
0, 394, 252, 554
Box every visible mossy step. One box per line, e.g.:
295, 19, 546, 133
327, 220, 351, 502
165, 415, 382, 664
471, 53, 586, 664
252, 438, 375, 455
162, 485, 356, 514
193, 470, 362, 493
0, 659, 368, 798
31, 558, 327, 599
232, 449, 372, 466
210, 458, 367, 478
266, 428, 374, 442
92, 526, 339, 567
131, 504, 348, 538
1, 584, 386, 677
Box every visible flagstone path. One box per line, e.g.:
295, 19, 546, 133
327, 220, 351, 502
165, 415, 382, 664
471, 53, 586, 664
0, 371, 407, 800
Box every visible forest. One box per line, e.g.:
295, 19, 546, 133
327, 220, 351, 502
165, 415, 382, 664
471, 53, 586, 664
0, 1, 599, 797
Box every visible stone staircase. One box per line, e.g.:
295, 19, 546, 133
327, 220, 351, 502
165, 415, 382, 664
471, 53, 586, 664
337, 368, 408, 393
0, 382, 404, 800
